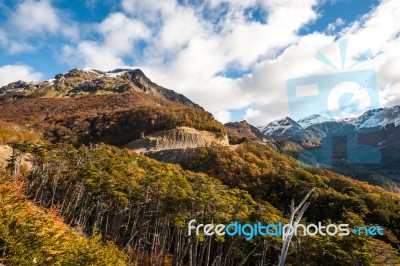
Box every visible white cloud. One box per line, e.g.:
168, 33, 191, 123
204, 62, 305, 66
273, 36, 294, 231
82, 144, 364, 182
10, 0, 60, 35
244, 107, 262, 123
61, 12, 149, 69
0, 0, 79, 54
0, 65, 43, 86
99, 13, 150, 54
326, 18, 345, 33
118, 0, 319, 115
335, 0, 400, 111
214, 110, 232, 124
242, 0, 400, 125
0, 27, 35, 54
221, 0, 400, 125
121, 0, 177, 19
341, 0, 400, 53
57, 0, 400, 127
61, 43, 124, 70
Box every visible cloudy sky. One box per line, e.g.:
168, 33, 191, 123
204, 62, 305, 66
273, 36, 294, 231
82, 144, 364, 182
0, 0, 399, 125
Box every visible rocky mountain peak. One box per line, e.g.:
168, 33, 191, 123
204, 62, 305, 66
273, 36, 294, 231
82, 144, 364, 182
349, 105, 400, 130
258, 117, 302, 141
225, 120, 271, 144
0, 68, 200, 109
0, 80, 31, 94
225, 120, 252, 129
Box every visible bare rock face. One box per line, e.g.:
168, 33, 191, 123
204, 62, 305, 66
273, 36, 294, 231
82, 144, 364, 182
0, 145, 12, 167
0, 81, 31, 94
126, 127, 229, 153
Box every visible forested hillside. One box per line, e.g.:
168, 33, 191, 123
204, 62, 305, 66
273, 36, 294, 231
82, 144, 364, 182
2, 141, 399, 265
0, 172, 128, 265
181, 143, 400, 240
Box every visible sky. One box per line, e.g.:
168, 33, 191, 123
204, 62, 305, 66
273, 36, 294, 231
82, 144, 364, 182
0, 0, 399, 125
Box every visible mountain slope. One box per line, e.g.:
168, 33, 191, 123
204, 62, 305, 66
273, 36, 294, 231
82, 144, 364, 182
8, 142, 284, 265
6, 141, 400, 266
297, 114, 335, 128
126, 126, 228, 153
0, 173, 128, 265
349, 105, 400, 130
258, 117, 302, 141
258, 105, 400, 191
0, 69, 225, 148
178, 143, 400, 265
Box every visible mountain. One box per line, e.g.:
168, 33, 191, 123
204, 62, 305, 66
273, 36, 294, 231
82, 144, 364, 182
0, 68, 200, 108
260, 105, 400, 141
348, 105, 400, 130
224, 120, 272, 144
297, 114, 335, 128
258, 117, 302, 141
258, 106, 400, 146
0, 68, 226, 149
258, 106, 400, 191
259, 115, 351, 142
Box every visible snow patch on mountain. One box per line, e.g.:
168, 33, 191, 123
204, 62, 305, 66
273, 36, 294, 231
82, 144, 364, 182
105, 70, 127, 77
258, 105, 400, 141
80, 68, 131, 77
297, 114, 336, 128
81, 68, 103, 76
258, 117, 302, 141
350, 105, 400, 130
47, 78, 56, 85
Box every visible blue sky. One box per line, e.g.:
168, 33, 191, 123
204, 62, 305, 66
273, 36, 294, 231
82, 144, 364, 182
0, 0, 399, 125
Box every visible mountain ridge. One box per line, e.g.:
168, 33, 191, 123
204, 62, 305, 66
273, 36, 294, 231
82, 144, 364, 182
256, 105, 400, 191
258, 117, 302, 141
258, 105, 400, 139
0, 68, 201, 109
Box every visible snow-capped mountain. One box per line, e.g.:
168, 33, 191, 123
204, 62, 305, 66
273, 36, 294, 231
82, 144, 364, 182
259, 105, 400, 141
297, 114, 336, 129
258, 117, 302, 141
348, 105, 400, 130
257, 105, 400, 192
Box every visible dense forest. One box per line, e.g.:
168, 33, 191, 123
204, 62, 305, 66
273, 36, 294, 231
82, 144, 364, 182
1, 139, 399, 265
0, 171, 128, 265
